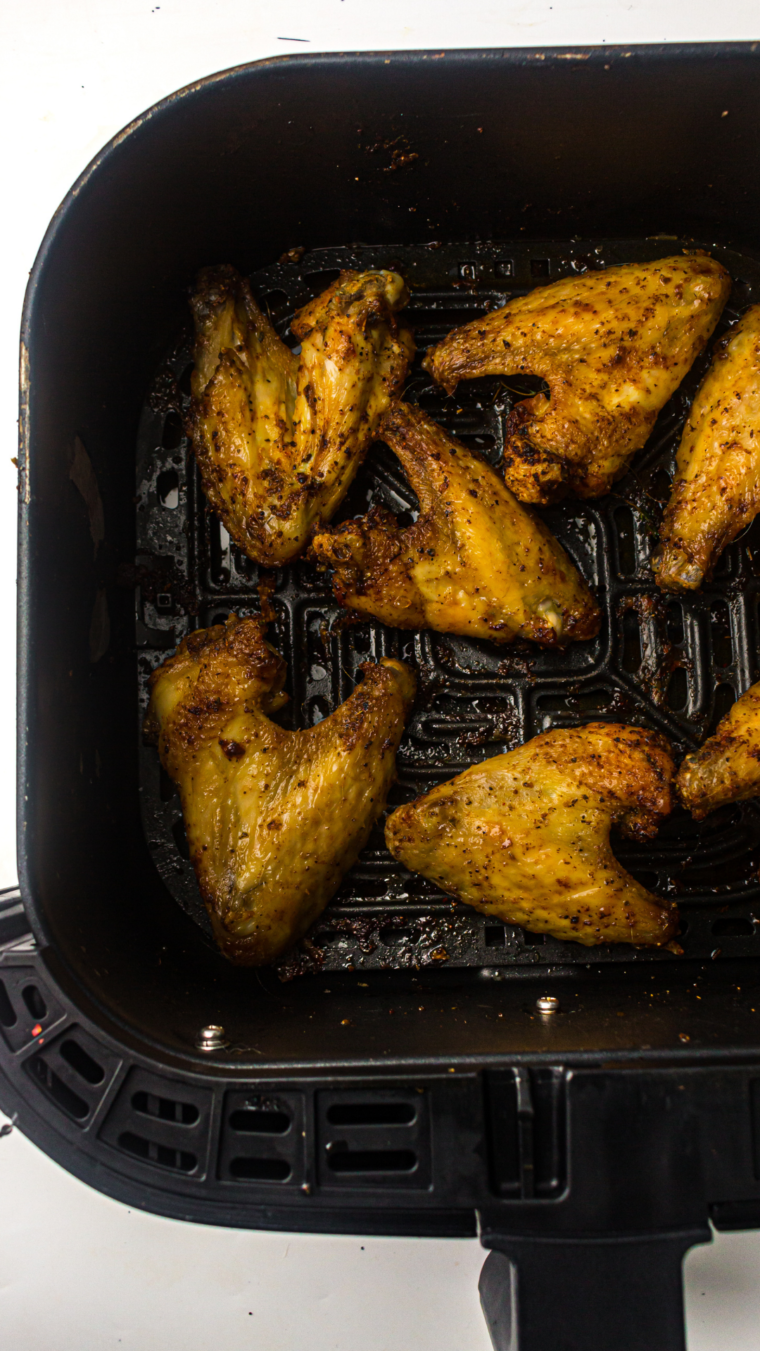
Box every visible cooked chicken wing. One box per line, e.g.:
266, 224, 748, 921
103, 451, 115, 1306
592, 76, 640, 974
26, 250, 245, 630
677, 682, 760, 819
423, 254, 730, 505
189, 265, 414, 566
311, 403, 600, 647
145, 615, 416, 964
386, 723, 678, 947
653, 305, 760, 592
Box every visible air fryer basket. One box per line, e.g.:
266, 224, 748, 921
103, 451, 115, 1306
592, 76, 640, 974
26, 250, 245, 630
8, 46, 760, 1351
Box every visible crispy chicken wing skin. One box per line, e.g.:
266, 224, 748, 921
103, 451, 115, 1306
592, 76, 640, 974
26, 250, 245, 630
653, 306, 760, 592
423, 254, 730, 505
189, 265, 414, 566
145, 615, 416, 964
386, 723, 678, 947
677, 682, 760, 819
311, 403, 600, 646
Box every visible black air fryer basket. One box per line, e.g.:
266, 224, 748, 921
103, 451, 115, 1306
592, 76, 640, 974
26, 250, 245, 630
6, 45, 760, 1351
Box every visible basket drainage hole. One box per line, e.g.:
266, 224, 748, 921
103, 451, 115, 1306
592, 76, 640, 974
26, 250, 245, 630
157, 469, 179, 509
0, 979, 17, 1028
22, 985, 47, 1021
132, 1090, 199, 1124
261, 289, 288, 313
326, 1103, 415, 1127
614, 505, 636, 575
60, 1040, 105, 1085
712, 917, 754, 937
495, 259, 513, 277
621, 610, 642, 673
172, 817, 191, 860
229, 1108, 290, 1134
484, 925, 507, 947
380, 927, 413, 943
326, 1146, 417, 1174
666, 602, 684, 646
161, 410, 184, 450
530, 259, 550, 277
666, 667, 688, 713
229, 1156, 291, 1181
522, 933, 545, 947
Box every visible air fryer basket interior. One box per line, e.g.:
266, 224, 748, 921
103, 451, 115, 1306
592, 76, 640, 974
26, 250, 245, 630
19, 46, 760, 1065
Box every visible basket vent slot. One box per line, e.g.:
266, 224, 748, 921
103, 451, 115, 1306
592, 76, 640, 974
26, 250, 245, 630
22, 985, 47, 1021
712, 917, 754, 937
132, 1090, 199, 1124
0, 966, 64, 1052
0, 979, 17, 1027
60, 1038, 105, 1085
326, 1146, 417, 1174
118, 1131, 197, 1173
229, 1107, 290, 1134
29, 1057, 88, 1120
484, 925, 507, 948
218, 1091, 304, 1186
26, 1027, 120, 1125
100, 1068, 211, 1176
326, 1102, 415, 1127
317, 1088, 430, 1190
229, 1156, 291, 1181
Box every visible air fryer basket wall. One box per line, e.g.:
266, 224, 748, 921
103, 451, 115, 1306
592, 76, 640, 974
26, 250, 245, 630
7, 46, 760, 1351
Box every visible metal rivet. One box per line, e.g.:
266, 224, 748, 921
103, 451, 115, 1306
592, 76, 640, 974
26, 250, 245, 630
196, 1024, 228, 1051
536, 996, 560, 1015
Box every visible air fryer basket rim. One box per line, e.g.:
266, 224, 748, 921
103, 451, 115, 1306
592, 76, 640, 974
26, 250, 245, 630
9, 57, 760, 1329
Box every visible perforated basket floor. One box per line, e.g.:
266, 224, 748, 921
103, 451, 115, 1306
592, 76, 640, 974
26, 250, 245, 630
134, 237, 760, 975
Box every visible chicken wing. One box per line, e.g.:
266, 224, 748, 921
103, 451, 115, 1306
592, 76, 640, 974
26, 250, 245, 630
145, 614, 416, 964
189, 265, 414, 566
311, 403, 600, 647
677, 682, 760, 819
653, 305, 760, 592
423, 254, 730, 505
386, 723, 678, 947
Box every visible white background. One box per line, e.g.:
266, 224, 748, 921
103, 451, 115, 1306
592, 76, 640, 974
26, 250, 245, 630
3, 2, 760, 1347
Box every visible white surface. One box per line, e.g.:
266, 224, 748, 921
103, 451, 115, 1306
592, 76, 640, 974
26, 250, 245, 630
4, 1, 760, 1347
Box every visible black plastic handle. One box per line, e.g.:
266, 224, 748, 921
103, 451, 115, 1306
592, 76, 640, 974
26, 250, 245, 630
479, 1228, 710, 1351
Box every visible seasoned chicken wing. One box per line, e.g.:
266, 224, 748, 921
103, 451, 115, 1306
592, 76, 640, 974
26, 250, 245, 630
677, 682, 760, 819
386, 723, 678, 947
654, 305, 760, 592
311, 403, 600, 647
423, 254, 730, 505
145, 615, 416, 964
189, 265, 414, 566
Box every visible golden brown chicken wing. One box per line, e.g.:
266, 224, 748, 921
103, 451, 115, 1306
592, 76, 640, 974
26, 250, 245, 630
386, 723, 678, 947
423, 254, 730, 505
311, 403, 600, 647
677, 682, 760, 819
145, 615, 416, 964
189, 265, 414, 566
653, 305, 760, 592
